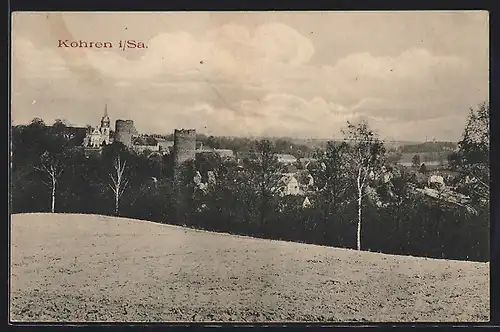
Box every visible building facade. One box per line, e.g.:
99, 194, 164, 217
83, 105, 112, 148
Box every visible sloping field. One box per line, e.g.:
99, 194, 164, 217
10, 213, 489, 323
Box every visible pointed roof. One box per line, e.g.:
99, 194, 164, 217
101, 104, 110, 126
302, 197, 312, 208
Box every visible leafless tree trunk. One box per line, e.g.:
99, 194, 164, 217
109, 155, 128, 216
356, 168, 363, 251
343, 121, 384, 252
51, 173, 56, 213
356, 165, 371, 251
35, 163, 63, 213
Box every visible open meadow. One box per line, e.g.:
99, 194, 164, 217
10, 213, 489, 323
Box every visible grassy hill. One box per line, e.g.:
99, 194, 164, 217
10, 213, 489, 323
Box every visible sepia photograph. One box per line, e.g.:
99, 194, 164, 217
10, 11, 490, 323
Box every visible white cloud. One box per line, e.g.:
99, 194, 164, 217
329, 48, 465, 81
149, 94, 468, 141
75, 22, 315, 82
367, 115, 468, 142
12, 39, 68, 78
13, 25, 469, 97
11, 21, 485, 140
131, 94, 358, 139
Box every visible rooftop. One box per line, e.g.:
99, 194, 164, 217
132, 136, 158, 146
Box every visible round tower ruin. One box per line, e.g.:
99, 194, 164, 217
173, 129, 197, 171
173, 129, 196, 223
114, 120, 135, 147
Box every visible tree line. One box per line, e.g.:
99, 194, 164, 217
164, 133, 316, 159
401, 141, 457, 154
10, 103, 490, 262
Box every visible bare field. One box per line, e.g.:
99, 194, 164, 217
10, 213, 489, 323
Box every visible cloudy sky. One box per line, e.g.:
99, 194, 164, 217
11, 11, 488, 141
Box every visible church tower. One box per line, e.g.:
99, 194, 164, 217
100, 104, 111, 145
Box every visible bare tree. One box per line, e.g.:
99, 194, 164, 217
32, 122, 76, 213
342, 121, 385, 251
109, 155, 129, 215
34, 151, 65, 213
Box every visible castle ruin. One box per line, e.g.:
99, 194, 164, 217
172, 129, 196, 222
173, 129, 196, 172
114, 119, 137, 147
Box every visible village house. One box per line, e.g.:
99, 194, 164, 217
274, 173, 301, 197
156, 138, 175, 155
197, 148, 235, 159
273, 170, 315, 197
428, 174, 445, 189
276, 154, 297, 164
131, 135, 160, 154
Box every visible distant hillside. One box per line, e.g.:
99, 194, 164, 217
122, 132, 457, 153
400, 142, 458, 153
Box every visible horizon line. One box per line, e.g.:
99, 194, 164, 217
10, 122, 458, 144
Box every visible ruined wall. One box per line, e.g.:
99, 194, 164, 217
114, 120, 135, 147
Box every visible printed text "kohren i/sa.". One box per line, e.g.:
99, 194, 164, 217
57, 40, 148, 51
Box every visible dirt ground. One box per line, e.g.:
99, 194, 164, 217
10, 213, 490, 323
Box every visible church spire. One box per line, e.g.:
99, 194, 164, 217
101, 103, 110, 129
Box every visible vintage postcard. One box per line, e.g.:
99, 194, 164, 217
10, 11, 490, 323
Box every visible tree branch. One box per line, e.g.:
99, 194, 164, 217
108, 183, 118, 195
109, 173, 118, 187
468, 170, 489, 191
119, 179, 129, 197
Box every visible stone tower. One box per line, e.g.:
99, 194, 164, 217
114, 119, 135, 147
173, 129, 196, 223
173, 129, 196, 173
